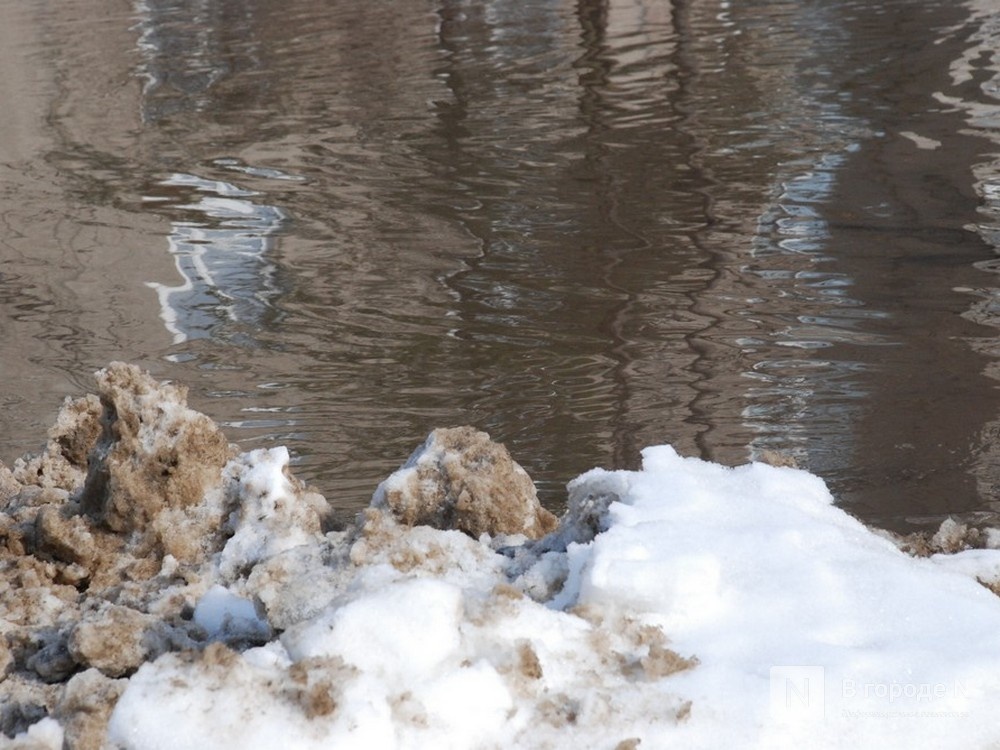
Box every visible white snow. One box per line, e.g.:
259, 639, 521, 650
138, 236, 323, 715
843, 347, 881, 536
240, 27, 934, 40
219, 446, 324, 580
6, 717, 64, 750
105, 444, 1000, 749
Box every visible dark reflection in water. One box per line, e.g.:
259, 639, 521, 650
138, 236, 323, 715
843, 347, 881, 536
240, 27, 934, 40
3, 0, 1000, 528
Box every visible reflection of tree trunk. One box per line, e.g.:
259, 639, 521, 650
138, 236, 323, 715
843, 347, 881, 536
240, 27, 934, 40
572, 0, 716, 471
575, 0, 634, 471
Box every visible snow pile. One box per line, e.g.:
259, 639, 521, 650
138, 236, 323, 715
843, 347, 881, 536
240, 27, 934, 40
4, 365, 1000, 748
0, 364, 246, 748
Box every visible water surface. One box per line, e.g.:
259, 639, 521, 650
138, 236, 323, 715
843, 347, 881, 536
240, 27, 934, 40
4, 0, 1000, 529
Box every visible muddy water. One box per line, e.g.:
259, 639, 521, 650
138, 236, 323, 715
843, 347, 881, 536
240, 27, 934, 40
3, 0, 1000, 529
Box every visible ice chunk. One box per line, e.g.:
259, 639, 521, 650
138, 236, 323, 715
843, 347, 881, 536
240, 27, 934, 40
77, 362, 234, 563
194, 585, 270, 644
371, 426, 557, 539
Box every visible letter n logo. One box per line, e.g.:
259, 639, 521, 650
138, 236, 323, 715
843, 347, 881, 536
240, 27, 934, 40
770, 666, 825, 721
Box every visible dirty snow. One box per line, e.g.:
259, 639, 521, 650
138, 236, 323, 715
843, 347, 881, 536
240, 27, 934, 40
3, 364, 1000, 749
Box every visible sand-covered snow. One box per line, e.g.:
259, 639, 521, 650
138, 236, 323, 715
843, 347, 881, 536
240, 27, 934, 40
3, 364, 1000, 749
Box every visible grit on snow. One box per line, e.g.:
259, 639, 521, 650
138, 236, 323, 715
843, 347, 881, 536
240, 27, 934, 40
3, 365, 1000, 749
